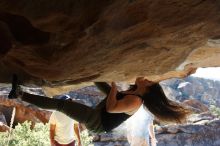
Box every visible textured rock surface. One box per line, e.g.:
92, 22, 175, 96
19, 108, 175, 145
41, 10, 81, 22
92, 119, 220, 146
0, 112, 9, 132
182, 99, 209, 113
0, 96, 51, 127
161, 76, 220, 107
156, 120, 220, 146
0, 0, 220, 88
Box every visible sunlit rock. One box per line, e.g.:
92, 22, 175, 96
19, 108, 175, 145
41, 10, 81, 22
0, 0, 219, 91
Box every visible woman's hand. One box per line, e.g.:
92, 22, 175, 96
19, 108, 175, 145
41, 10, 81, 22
50, 139, 56, 146
106, 82, 118, 112
151, 137, 158, 146
111, 82, 117, 93
77, 141, 82, 146
110, 82, 117, 97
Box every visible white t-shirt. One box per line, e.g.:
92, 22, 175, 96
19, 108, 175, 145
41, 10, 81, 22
49, 111, 76, 144
126, 104, 154, 145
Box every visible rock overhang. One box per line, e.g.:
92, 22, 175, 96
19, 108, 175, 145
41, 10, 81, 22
0, 0, 220, 92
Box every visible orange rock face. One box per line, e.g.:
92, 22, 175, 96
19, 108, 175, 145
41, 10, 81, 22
0, 0, 220, 87
0, 96, 51, 125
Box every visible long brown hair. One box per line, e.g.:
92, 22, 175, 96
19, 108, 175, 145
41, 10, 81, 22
142, 83, 191, 123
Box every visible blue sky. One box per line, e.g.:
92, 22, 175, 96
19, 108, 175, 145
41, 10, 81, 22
191, 67, 220, 81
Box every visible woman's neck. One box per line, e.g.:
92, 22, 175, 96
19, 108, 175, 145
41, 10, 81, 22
123, 87, 145, 96
134, 86, 146, 96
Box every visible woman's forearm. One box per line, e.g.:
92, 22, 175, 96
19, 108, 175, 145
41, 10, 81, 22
74, 123, 81, 143
149, 124, 155, 139
106, 82, 117, 111
149, 123, 157, 146
50, 125, 56, 145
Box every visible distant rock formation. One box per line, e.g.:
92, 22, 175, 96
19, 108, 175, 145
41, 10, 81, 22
0, 96, 51, 130
93, 119, 220, 146
156, 119, 220, 146
161, 76, 220, 107
182, 99, 209, 113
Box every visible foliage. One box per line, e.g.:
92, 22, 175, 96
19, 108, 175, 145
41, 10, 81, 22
0, 121, 50, 146
80, 130, 94, 146
0, 121, 94, 146
210, 105, 220, 118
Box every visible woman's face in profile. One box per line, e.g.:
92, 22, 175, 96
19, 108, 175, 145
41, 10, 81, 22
135, 77, 154, 87
136, 77, 155, 93
128, 77, 154, 91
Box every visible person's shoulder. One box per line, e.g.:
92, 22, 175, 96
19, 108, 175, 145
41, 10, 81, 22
49, 111, 57, 123
124, 95, 142, 102
51, 111, 63, 119
52, 110, 59, 115
73, 120, 79, 124
50, 111, 56, 117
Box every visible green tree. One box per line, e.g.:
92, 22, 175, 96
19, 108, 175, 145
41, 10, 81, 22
0, 121, 50, 146
0, 121, 94, 146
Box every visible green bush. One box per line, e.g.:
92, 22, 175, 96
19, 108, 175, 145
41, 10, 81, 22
0, 121, 94, 146
0, 121, 50, 146
210, 105, 220, 118
80, 130, 94, 146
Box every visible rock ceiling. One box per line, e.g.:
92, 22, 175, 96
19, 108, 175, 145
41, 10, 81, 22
0, 0, 220, 93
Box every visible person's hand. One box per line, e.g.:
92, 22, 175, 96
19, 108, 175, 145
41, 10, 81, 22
151, 137, 158, 146
111, 82, 117, 92
77, 141, 82, 146
51, 140, 56, 146
185, 67, 197, 76
111, 82, 117, 89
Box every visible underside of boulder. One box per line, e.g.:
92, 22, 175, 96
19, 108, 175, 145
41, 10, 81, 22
0, 0, 220, 92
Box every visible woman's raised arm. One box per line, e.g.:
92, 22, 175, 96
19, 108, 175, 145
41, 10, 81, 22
106, 82, 142, 113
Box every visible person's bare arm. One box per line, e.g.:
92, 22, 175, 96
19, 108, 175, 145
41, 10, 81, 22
50, 124, 56, 146
74, 123, 81, 146
106, 82, 118, 111
148, 123, 157, 146
106, 82, 142, 113
148, 123, 155, 139
153, 67, 197, 83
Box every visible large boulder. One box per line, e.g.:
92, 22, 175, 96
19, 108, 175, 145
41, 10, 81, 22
183, 99, 209, 113
93, 119, 220, 146
156, 120, 220, 146
0, 0, 220, 89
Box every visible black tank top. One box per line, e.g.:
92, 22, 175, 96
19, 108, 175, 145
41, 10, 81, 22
101, 92, 142, 132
